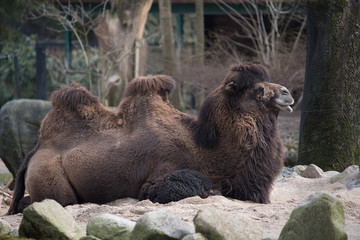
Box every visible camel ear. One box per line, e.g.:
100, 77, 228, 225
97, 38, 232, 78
225, 82, 237, 94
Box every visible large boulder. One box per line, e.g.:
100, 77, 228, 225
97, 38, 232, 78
193, 209, 263, 240
19, 199, 85, 240
130, 210, 194, 240
0, 219, 12, 235
279, 192, 347, 240
0, 99, 51, 177
86, 213, 135, 240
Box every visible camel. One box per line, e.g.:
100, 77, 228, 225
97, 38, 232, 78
8, 63, 294, 214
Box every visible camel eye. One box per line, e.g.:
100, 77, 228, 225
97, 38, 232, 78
282, 89, 289, 95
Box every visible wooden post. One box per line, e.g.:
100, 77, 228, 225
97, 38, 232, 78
35, 43, 47, 100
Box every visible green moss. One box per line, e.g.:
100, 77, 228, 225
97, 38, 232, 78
0, 173, 13, 186
0, 235, 34, 239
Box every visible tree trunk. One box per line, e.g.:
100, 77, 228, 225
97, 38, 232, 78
195, 0, 205, 107
158, 0, 175, 75
195, 0, 204, 66
94, 0, 153, 106
298, 0, 360, 171
158, 0, 184, 110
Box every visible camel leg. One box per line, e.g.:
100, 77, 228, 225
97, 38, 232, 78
138, 169, 221, 204
26, 153, 79, 207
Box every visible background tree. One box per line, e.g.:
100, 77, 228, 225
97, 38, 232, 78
0, 0, 36, 42
298, 0, 360, 171
95, 0, 153, 106
194, 0, 205, 105
158, 0, 184, 109
158, 0, 175, 75
214, 0, 306, 67
211, 0, 306, 104
32, 0, 107, 94
195, 0, 204, 67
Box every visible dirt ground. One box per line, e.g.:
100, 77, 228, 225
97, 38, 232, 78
0, 110, 359, 239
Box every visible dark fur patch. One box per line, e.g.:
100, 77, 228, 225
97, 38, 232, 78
224, 62, 270, 94
144, 169, 221, 204
195, 96, 220, 148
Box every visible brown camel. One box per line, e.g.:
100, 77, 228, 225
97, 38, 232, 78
8, 62, 294, 214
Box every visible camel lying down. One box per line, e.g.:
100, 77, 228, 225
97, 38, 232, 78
8, 62, 294, 214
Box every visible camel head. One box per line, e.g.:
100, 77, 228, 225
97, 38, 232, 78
222, 63, 294, 113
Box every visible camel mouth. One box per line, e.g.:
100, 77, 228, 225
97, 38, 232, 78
275, 99, 294, 112
276, 103, 293, 112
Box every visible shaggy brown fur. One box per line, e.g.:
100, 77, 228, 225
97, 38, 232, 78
8, 63, 294, 214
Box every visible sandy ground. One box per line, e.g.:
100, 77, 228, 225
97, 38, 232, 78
1, 175, 359, 239
0, 111, 359, 239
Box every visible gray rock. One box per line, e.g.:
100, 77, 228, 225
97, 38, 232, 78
346, 172, 360, 190
86, 213, 135, 240
292, 165, 308, 175
301, 164, 325, 178
183, 233, 208, 240
343, 165, 359, 174
278, 192, 347, 240
130, 210, 194, 240
324, 171, 340, 178
80, 236, 101, 240
194, 209, 263, 240
19, 199, 85, 240
9, 227, 19, 236
330, 172, 348, 184
0, 99, 51, 177
281, 167, 300, 178
330, 165, 360, 189
0, 218, 12, 235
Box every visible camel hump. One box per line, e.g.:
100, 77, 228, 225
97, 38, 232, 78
123, 75, 175, 100
50, 82, 99, 111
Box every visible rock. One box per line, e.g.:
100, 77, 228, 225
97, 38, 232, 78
343, 165, 359, 174
86, 213, 135, 240
330, 172, 347, 184
332, 171, 360, 190
301, 164, 325, 178
19, 199, 85, 240
324, 171, 340, 178
130, 210, 194, 240
80, 236, 101, 240
9, 227, 19, 236
0, 219, 12, 235
278, 192, 347, 240
183, 233, 208, 240
194, 209, 263, 240
346, 172, 360, 190
0, 99, 51, 177
330, 165, 360, 189
292, 165, 308, 175
281, 167, 300, 178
